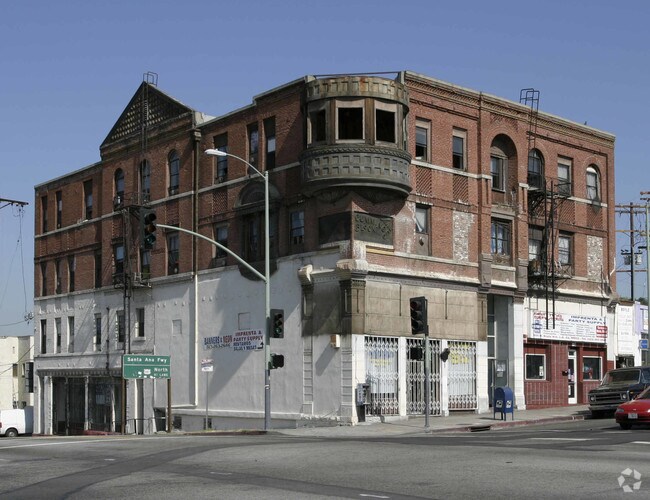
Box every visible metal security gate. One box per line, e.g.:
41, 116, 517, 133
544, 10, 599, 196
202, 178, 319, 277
364, 336, 399, 416
448, 341, 477, 410
407, 338, 442, 415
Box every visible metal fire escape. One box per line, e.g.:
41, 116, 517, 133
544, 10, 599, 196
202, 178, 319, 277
521, 89, 570, 328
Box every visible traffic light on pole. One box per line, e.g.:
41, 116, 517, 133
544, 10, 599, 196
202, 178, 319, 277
269, 353, 284, 369
409, 296, 428, 335
140, 208, 157, 250
270, 309, 284, 338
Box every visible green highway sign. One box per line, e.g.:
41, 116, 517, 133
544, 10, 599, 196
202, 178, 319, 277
122, 355, 171, 379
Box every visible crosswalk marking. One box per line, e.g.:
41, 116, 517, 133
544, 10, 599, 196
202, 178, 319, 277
529, 437, 591, 441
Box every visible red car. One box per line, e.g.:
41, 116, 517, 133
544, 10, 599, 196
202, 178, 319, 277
615, 386, 650, 429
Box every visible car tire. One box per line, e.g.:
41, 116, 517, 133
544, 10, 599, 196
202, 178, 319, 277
5, 428, 18, 438
619, 422, 632, 430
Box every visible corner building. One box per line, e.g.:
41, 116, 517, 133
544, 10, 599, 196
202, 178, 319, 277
33, 72, 615, 434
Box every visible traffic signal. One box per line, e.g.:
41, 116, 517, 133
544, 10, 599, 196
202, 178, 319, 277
409, 346, 424, 361
270, 353, 284, 369
140, 208, 157, 250
270, 309, 284, 338
409, 296, 428, 335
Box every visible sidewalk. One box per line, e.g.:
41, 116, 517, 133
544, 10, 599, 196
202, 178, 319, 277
275, 405, 591, 438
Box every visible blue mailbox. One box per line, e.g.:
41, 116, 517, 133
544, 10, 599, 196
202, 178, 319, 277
494, 386, 514, 420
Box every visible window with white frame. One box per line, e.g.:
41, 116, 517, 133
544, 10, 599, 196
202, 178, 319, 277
491, 219, 511, 257
136, 308, 145, 338
583, 356, 602, 380
452, 129, 466, 170
55, 317, 62, 353
557, 157, 572, 196
68, 316, 74, 353
167, 232, 179, 275
415, 120, 430, 161
491, 155, 506, 191
527, 149, 544, 189
586, 165, 600, 201
525, 353, 546, 380
558, 233, 572, 267
94, 314, 102, 352
415, 205, 429, 234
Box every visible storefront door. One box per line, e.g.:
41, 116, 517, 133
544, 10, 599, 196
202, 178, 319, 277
568, 350, 577, 404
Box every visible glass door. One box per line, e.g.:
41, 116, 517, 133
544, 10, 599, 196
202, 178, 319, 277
568, 350, 577, 404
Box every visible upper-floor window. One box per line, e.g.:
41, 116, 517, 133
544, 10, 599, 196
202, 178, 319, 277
83, 180, 93, 220
167, 232, 179, 275
41, 195, 48, 233
375, 102, 396, 143
68, 316, 75, 353
114, 169, 125, 207
248, 123, 259, 167
140, 160, 151, 203
586, 165, 600, 201
264, 118, 276, 169
527, 149, 544, 189
415, 205, 429, 234
140, 249, 151, 279
94, 251, 102, 288
40, 319, 47, 354
337, 100, 364, 141
528, 227, 543, 263
213, 133, 228, 182
415, 120, 430, 161
491, 155, 506, 191
68, 256, 75, 293
117, 310, 125, 344
136, 308, 145, 338
557, 157, 572, 196
491, 219, 511, 257
55, 259, 62, 294
290, 211, 305, 245
452, 129, 466, 170
40, 262, 47, 296
114, 244, 125, 275
213, 224, 228, 264
558, 233, 572, 267
168, 151, 180, 195
308, 106, 327, 144
56, 191, 62, 229
55, 317, 62, 353
94, 314, 101, 352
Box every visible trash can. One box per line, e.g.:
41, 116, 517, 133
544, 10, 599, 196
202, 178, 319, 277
356, 383, 370, 422
493, 386, 514, 420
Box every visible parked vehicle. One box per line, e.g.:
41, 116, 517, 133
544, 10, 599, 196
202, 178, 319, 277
0, 407, 33, 437
616, 386, 650, 429
588, 367, 650, 417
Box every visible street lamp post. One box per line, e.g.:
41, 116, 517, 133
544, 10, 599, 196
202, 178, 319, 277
205, 148, 271, 431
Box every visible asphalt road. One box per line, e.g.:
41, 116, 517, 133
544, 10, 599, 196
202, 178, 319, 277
1, 419, 649, 499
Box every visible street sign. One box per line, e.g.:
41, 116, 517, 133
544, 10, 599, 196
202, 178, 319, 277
201, 359, 214, 372
640, 339, 649, 350
123, 355, 171, 379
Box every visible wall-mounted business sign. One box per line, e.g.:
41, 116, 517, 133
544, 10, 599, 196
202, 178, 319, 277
203, 329, 263, 352
529, 311, 607, 344
123, 355, 171, 379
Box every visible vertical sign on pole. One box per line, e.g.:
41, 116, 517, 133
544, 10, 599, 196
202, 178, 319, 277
201, 359, 214, 430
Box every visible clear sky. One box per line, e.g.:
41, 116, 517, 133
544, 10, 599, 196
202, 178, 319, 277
1, 0, 648, 335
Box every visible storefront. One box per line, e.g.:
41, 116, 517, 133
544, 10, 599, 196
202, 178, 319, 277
524, 310, 608, 407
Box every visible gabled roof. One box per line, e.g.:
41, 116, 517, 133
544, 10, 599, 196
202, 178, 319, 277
101, 82, 196, 148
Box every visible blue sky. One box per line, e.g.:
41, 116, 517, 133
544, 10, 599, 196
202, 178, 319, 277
1, 0, 648, 335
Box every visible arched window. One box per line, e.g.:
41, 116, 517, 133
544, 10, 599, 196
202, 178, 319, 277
586, 165, 600, 201
168, 150, 180, 195
114, 169, 124, 207
527, 149, 544, 189
140, 160, 151, 203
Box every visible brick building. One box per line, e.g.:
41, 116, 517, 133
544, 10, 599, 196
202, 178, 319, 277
33, 71, 616, 434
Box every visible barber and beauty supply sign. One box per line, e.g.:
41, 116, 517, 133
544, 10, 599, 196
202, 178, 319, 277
530, 311, 607, 344
203, 329, 264, 351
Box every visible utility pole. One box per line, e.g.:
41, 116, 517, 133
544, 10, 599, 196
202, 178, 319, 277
616, 203, 646, 300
